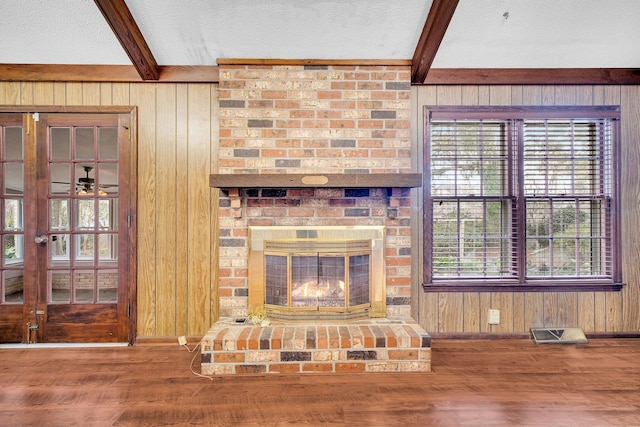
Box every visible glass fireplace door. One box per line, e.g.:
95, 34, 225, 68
291, 254, 346, 308
263, 239, 372, 320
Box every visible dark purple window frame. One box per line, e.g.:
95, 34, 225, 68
423, 106, 623, 293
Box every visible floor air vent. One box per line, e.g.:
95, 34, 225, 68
530, 327, 587, 344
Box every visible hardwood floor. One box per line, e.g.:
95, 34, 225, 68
1, 338, 639, 426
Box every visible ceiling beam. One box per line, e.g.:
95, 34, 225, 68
411, 0, 459, 84
93, 0, 159, 80
0, 64, 219, 83
422, 68, 640, 85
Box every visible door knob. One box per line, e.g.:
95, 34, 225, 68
34, 235, 48, 244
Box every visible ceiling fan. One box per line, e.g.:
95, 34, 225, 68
52, 165, 118, 195
76, 166, 103, 195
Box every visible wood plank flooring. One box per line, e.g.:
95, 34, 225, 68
1, 339, 639, 426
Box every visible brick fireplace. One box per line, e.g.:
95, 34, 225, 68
202, 61, 431, 374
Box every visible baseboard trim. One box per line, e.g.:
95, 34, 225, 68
584, 332, 640, 339
0, 342, 129, 349
430, 332, 640, 340
430, 333, 530, 340
134, 336, 202, 345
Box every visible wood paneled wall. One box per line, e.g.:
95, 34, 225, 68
411, 85, 640, 335
3, 81, 637, 337
0, 81, 219, 338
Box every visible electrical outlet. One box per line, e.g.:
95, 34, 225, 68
488, 309, 500, 325
178, 335, 187, 346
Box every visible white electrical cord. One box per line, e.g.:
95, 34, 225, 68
181, 340, 215, 381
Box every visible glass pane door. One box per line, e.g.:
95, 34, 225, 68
41, 114, 124, 343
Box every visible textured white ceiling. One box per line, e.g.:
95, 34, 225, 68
0, 0, 639, 68
0, 0, 130, 64
125, 0, 431, 63
433, 0, 640, 68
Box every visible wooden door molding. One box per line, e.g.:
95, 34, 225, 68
118, 110, 137, 343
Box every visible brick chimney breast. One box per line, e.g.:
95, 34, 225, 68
217, 64, 413, 319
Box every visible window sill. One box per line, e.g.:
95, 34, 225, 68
423, 280, 624, 293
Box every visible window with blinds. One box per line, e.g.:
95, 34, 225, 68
424, 107, 622, 291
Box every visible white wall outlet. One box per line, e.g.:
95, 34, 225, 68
178, 335, 187, 346
488, 309, 500, 325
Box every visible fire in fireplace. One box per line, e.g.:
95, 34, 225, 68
264, 239, 371, 319
248, 226, 386, 320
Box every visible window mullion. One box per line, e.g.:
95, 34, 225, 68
570, 120, 576, 195
514, 120, 526, 284
456, 199, 462, 276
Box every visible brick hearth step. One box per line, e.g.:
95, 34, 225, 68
201, 317, 431, 375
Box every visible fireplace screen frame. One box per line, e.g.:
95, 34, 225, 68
248, 226, 386, 319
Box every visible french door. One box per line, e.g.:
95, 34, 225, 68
0, 111, 135, 343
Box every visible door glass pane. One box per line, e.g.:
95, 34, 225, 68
99, 199, 116, 230
75, 128, 95, 159
75, 164, 96, 196
50, 271, 70, 302
77, 234, 95, 261
50, 235, 70, 265
4, 199, 23, 230
50, 128, 70, 160
3, 270, 24, 303
98, 234, 117, 265
4, 127, 23, 160
50, 163, 70, 194
74, 271, 94, 302
98, 270, 117, 302
76, 199, 95, 230
4, 234, 23, 263
50, 200, 69, 230
99, 128, 118, 160
4, 164, 23, 195
99, 164, 118, 195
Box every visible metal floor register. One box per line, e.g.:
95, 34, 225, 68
530, 328, 588, 344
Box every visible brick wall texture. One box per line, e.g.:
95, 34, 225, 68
217, 64, 414, 319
